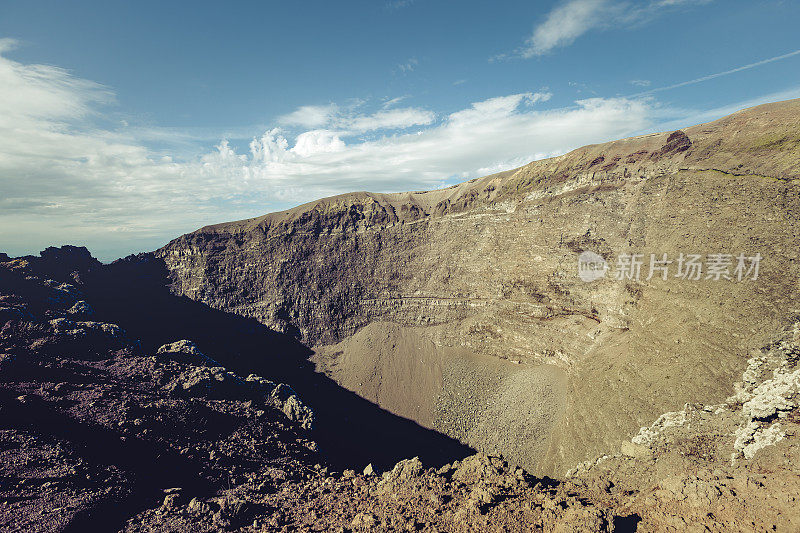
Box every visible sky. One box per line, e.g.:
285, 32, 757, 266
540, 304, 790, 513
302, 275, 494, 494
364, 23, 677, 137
1, 0, 799, 261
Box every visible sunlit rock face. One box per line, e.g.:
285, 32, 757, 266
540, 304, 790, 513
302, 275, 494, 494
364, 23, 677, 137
158, 99, 800, 476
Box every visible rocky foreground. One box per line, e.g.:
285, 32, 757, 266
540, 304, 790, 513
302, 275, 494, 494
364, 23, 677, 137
1, 247, 799, 532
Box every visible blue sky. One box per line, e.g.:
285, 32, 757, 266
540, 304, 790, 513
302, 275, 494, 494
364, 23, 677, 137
1, 0, 799, 260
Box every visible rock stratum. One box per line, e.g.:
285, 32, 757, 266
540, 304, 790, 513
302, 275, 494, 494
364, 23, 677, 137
158, 99, 800, 478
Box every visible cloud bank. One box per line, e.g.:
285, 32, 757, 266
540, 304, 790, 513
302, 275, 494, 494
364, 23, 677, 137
0, 44, 657, 260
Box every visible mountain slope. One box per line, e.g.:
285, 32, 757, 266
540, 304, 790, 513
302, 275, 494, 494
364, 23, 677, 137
158, 99, 800, 476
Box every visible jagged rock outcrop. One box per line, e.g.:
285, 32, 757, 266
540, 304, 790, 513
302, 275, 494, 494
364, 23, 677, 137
0, 249, 320, 532
158, 99, 800, 476
156, 339, 315, 429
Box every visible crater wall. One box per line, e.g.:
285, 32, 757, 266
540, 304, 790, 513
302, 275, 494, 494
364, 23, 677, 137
158, 99, 800, 475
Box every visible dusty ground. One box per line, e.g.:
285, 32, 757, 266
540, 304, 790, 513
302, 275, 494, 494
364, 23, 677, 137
314, 323, 568, 473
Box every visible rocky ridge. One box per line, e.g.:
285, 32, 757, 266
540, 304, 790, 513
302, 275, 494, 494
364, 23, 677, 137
0, 249, 319, 531
158, 99, 800, 476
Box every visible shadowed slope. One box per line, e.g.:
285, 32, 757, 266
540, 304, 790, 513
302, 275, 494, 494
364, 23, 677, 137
82, 254, 474, 472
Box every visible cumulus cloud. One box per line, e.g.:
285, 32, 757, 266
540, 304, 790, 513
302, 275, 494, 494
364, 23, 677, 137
291, 130, 347, 157
196, 93, 650, 200
519, 0, 712, 57
0, 46, 656, 260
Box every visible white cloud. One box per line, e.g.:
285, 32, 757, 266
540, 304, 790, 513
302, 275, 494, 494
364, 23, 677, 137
653, 0, 700, 5
382, 95, 410, 109
0, 38, 114, 129
277, 104, 337, 128
519, 0, 712, 57
523, 0, 610, 58
0, 46, 656, 260
291, 130, 346, 157
345, 108, 435, 131
397, 58, 418, 73
276, 102, 435, 133
386, 0, 415, 9
630, 79, 651, 87
448, 92, 552, 125
248, 129, 290, 163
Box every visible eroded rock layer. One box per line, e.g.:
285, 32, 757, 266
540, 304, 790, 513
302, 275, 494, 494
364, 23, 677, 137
158, 99, 800, 476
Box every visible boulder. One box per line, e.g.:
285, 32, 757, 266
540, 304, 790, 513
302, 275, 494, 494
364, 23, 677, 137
270, 384, 314, 430
38, 246, 100, 276
39, 318, 125, 356
376, 456, 423, 493
452, 454, 506, 484
67, 300, 94, 317
350, 512, 377, 529
187, 497, 211, 515
166, 365, 245, 399
158, 339, 202, 356
245, 373, 277, 394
